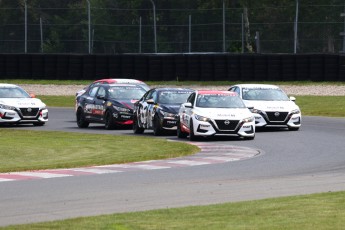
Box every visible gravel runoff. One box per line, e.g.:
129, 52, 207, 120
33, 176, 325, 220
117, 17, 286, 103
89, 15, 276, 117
18, 84, 345, 96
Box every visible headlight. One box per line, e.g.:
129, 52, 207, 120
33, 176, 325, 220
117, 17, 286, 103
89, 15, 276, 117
159, 110, 175, 118
113, 105, 130, 113
291, 109, 301, 115
194, 114, 210, 122
250, 108, 263, 114
0, 104, 16, 110
243, 116, 254, 123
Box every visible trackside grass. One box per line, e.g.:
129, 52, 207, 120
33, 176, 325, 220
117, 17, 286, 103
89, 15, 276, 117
2, 191, 345, 229
0, 129, 199, 173
38, 95, 345, 117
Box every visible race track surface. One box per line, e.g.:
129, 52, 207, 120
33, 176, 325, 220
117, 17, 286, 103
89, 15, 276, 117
0, 108, 344, 226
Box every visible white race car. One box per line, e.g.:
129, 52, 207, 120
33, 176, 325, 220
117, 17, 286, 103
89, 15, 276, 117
0, 83, 48, 126
228, 84, 301, 131
177, 90, 255, 141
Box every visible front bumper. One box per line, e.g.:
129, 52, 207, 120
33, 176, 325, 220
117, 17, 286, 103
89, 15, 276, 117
253, 111, 301, 128
0, 108, 48, 124
191, 118, 255, 138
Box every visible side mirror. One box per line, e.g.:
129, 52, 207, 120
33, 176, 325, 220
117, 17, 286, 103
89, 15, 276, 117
290, 96, 296, 102
97, 95, 106, 100
146, 99, 155, 104
183, 102, 193, 108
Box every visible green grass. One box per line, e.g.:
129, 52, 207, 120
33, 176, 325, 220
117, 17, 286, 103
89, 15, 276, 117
297, 96, 345, 117
0, 129, 199, 173
3, 191, 345, 229
39, 95, 345, 117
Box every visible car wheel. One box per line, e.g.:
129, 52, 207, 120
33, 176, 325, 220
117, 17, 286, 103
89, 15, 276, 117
177, 120, 188, 138
153, 116, 163, 136
189, 119, 197, 141
76, 108, 89, 128
133, 115, 145, 134
244, 135, 255, 140
33, 122, 45, 126
104, 110, 116, 130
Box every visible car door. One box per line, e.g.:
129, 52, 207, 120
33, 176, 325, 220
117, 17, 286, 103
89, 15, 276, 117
82, 86, 99, 121
181, 92, 196, 128
92, 86, 107, 121
137, 90, 152, 127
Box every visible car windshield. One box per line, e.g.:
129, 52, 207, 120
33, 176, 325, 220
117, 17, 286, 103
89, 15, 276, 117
242, 88, 290, 101
0, 87, 30, 98
196, 94, 246, 108
158, 91, 192, 104
107, 86, 147, 100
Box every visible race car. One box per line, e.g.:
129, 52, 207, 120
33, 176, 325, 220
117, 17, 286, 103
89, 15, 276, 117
75, 78, 150, 98
228, 84, 301, 130
76, 83, 147, 129
176, 90, 255, 141
133, 87, 194, 135
0, 83, 48, 126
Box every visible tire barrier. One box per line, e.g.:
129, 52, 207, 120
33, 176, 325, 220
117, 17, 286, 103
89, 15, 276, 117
0, 53, 344, 82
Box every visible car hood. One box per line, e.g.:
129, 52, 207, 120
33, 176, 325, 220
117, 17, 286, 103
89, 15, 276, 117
243, 100, 299, 112
110, 99, 138, 109
0, 98, 46, 108
159, 104, 181, 114
194, 108, 253, 119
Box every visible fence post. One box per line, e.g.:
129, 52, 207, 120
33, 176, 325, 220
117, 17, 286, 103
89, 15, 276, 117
189, 15, 191, 53
222, 0, 225, 52
24, 0, 27, 53
86, 0, 91, 54
294, 0, 299, 54
149, 0, 157, 53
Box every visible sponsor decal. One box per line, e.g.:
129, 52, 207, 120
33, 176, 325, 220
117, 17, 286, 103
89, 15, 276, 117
167, 120, 176, 124
217, 114, 235, 117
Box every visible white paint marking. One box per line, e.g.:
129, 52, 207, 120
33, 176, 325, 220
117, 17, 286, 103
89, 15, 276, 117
13, 172, 73, 178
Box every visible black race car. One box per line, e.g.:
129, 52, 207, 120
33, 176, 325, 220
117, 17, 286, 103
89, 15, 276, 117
76, 83, 147, 129
133, 88, 194, 135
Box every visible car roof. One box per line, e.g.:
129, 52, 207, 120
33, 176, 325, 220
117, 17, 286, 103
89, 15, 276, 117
197, 90, 238, 95
94, 78, 147, 85
0, 83, 19, 88
233, 84, 280, 89
152, 87, 194, 92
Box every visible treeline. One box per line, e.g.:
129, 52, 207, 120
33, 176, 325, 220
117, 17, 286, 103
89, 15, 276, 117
0, 0, 344, 53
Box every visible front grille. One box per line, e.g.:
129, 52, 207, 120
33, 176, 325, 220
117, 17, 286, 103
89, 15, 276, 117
214, 120, 239, 131
266, 112, 288, 122
19, 108, 39, 117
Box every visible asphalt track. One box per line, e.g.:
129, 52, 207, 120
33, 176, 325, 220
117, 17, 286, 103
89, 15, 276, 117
0, 107, 345, 226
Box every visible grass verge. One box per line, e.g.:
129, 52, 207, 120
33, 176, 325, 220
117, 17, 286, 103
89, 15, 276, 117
0, 129, 199, 173
39, 95, 345, 117
2, 191, 345, 229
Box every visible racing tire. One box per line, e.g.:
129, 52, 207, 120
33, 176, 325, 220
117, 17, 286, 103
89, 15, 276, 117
153, 116, 163, 136
104, 111, 116, 130
189, 120, 197, 141
244, 135, 255, 140
76, 108, 89, 128
177, 121, 188, 138
33, 122, 45, 126
133, 116, 144, 134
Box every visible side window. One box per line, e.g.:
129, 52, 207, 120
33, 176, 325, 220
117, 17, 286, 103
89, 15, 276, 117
89, 86, 99, 97
151, 91, 158, 102
187, 93, 196, 104
97, 87, 106, 98
235, 87, 241, 95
